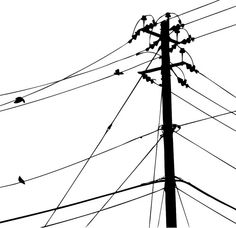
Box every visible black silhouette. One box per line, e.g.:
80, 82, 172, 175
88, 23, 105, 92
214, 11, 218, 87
18, 176, 25, 185
14, 97, 25, 104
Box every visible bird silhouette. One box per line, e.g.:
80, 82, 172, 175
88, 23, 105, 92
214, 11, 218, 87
18, 176, 25, 184
14, 97, 25, 104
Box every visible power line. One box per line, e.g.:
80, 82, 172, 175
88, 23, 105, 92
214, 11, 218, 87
176, 187, 190, 227
177, 0, 221, 17
0, 52, 138, 98
0, 48, 156, 99
177, 187, 236, 225
146, 0, 220, 45
176, 178, 236, 213
43, 188, 164, 228
172, 67, 235, 118
194, 24, 236, 40
154, 81, 236, 135
189, 86, 236, 117
0, 179, 165, 225
185, 5, 236, 26
148, 91, 162, 228
0, 56, 160, 114
44, 72, 144, 226
0, 129, 158, 189
176, 132, 236, 172
171, 90, 236, 133
157, 189, 165, 227
85, 137, 163, 227
198, 71, 236, 100
23, 42, 129, 98
181, 109, 236, 127
0, 41, 129, 108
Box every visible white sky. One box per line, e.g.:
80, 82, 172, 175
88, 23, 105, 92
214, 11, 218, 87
0, 0, 235, 227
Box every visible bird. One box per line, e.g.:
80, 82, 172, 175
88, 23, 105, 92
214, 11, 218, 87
14, 97, 25, 104
114, 69, 124, 76
18, 176, 25, 185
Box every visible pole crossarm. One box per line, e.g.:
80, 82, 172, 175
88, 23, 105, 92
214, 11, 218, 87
142, 27, 180, 45
138, 62, 185, 74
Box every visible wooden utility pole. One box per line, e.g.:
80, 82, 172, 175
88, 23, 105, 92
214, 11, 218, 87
161, 17, 177, 228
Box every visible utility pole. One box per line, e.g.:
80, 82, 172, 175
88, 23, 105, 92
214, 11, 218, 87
161, 17, 177, 228
138, 13, 180, 227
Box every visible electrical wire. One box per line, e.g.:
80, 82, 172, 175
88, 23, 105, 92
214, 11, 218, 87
44, 188, 164, 227
23, 42, 129, 98
43, 188, 164, 228
0, 52, 138, 98
157, 189, 165, 227
85, 137, 163, 227
189, 86, 236, 117
154, 82, 236, 133
194, 24, 236, 40
177, 187, 236, 225
0, 41, 129, 108
0, 129, 158, 189
176, 0, 221, 18
0, 56, 160, 114
85, 52, 161, 227
185, 5, 236, 26
176, 178, 236, 213
0, 47, 156, 99
148, 91, 162, 228
171, 90, 236, 133
0, 179, 165, 225
148, 0, 220, 46
43, 71, 144, 226
176, 186, 190, 227
181, 109, 236, 127
198, 71, 236, 100
176, 132, 236, 172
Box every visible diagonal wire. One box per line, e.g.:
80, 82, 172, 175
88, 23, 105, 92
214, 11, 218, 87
157, 189, 165, 227
194, 24, 236, 40
0, 41, 129, 107
172, 68, 236, 118
85, 137, 163, 227
85, 51, 161, 228
198, 71, 236, 100
154, 82, 236, 133
44, 73, 144, 226
177, 187, 236, 224
43, 188, 164, 228
185, 5, 236, 26
23, 42, 129, 98
0, 52, 137, 98
148, 90, 162, 228
176, 0, 220, 18
176, 178, 236, 212
181, 109, 236, 127
0, 56, 160, 114
176, 186, 190, 227
0, 47, 156, 100
189, 86, 236, 117
0, 129, 159, 189
176, 132, 236, 171
171, 90, 236, 132
0, 179, 165, 225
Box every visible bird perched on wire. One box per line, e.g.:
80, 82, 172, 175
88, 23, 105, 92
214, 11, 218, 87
14, 97, 25, 104
18, 176, 25, 185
